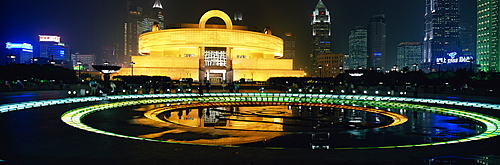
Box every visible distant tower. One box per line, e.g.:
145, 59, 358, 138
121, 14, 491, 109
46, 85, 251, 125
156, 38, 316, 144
477, 0, 499, 72
283, 32, 297, 69
5, 42, 33, 64
367, 14, 386, 70
348, 26, 367, 70
124, 2, 143, 65
101, 46, 117, 65
142, 0, 164, 33
423, 0, 462, 71
152, 0, 164, 29
38, 35, 70, 66
234, 12, 243, 25
311, 0, 331, 75
460, 23, 475, 59
396, 42, 423, 70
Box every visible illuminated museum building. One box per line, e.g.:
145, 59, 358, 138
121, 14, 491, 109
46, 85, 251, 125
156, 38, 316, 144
119, 10, 304, 82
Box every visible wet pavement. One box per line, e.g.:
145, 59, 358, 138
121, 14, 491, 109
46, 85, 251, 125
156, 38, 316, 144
1, 90, 500, 165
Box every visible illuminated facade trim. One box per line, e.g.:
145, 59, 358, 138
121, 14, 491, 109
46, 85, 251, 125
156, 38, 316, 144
199, 10, 233, 30
152, 0, 163, 9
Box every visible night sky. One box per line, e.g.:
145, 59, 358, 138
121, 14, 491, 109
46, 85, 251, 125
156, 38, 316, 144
0, 0, 477, 69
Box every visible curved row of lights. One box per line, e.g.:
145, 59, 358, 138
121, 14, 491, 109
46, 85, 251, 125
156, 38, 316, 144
3, 93, 500, 112
60, 94, 500, 149
2, 93, 500, 149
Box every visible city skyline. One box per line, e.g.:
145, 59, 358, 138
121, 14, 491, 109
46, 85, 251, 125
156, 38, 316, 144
0, 0, 477, 70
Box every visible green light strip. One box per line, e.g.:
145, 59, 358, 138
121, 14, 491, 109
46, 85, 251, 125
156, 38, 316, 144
1, 93, 498, 149
59, 95, 500, 150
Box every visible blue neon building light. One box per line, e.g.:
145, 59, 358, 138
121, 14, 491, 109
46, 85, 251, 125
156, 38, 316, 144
6, 42, 33, 50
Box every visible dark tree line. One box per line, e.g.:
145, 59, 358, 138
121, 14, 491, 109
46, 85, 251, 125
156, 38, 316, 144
0, 64, 78, 84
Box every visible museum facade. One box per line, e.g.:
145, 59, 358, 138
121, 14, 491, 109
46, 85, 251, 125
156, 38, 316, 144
118, 10, 304, 83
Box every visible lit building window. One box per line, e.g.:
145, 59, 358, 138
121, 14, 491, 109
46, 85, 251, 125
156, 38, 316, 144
204, 50, 227, 67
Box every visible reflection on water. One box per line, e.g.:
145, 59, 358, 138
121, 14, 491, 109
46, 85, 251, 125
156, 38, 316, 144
161, 106, 391, 132
126, 104, 484, 149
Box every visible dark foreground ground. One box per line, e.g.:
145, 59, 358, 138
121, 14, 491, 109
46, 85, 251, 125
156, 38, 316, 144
1, 90, 500, 165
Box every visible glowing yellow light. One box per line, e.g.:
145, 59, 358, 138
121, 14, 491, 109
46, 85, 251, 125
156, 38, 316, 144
115, 10, 304, 81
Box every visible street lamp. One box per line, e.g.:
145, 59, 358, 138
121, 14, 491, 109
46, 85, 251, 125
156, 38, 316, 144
6, 54, 16, 64
318, 65, 323, 77
412, 63, 419, 71
130, 61, 135, 76
77, 61, 83, 81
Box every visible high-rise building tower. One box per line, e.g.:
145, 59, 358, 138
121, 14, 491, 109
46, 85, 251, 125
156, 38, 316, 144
152, 0, 164, 29
397, 42, 423, 71
234, 12, 243, 25
477, 0, 499, 72
283, 32, 297, 69
5, 42, 33, 64
367, 14, 386, 70
141, 0, 164, 33
460, 23, 475, 58
101, 46, 118, 65
124, 2, 143, 66
424, 0, 469, 71
311, 0, 331, 75
348, 26, 368, 70
38, 35, 70, 67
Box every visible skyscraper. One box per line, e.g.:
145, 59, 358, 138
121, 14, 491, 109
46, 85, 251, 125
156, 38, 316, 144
477, 0, 499, 72
234, 12, 243, 25
142, 0, 164, 33
124, 2, 143, 65
152, 0, 164, 29
38, 35, 61, 59
38, 35, 70, 66
5, 42, 33, 64
283, 32, 297, 69
101, 46, 118, 65
460, 23, 475, 58
423, 0, 470, 71
367, 14, 386, 70
348, 26, 367, 70
311, 0, 331, 75
397, 42, 423, 71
